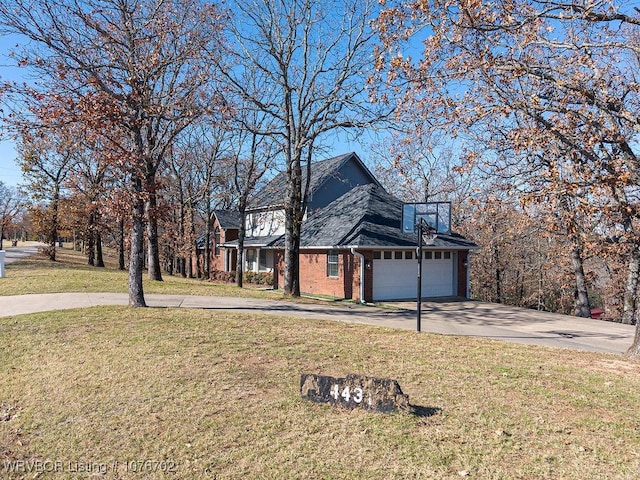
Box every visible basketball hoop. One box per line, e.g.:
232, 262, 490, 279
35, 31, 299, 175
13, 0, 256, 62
423, 226, 438, 246
401, 202, 451, 333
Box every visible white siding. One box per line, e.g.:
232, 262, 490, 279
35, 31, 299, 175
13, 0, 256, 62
246, 210, 286, 237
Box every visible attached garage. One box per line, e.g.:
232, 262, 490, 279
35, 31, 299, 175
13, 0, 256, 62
372, 250, 456, 301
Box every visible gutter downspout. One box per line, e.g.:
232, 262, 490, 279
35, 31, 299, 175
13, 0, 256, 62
351, 248, 366, 304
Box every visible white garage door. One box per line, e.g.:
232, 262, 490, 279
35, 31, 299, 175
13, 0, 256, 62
373, 251, 454, 301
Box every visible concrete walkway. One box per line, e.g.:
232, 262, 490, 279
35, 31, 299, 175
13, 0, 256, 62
0, 292, 634, 355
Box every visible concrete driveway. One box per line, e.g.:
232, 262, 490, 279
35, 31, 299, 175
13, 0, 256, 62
385, 299, 635, 355
0, 291, 634, 355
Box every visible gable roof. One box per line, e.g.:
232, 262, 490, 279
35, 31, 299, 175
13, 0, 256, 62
248, 152, 380, 211
196, 210, 242, 249
213, 210, 242, 230
287, 183, 479, 249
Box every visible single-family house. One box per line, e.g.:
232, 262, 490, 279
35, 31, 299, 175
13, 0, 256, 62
207, 152, 479, 302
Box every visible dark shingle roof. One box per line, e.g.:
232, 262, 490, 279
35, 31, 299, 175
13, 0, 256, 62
248, 152, 376, 210
224, 235, 282, 248
196, 210, 242, 249
293, 184, 478, 249
213, 210, 242, 229
220, 183, 478, 251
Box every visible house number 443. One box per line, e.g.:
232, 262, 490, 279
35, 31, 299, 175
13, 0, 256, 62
330, 384, 371, 405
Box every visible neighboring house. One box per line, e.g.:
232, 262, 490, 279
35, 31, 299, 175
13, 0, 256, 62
206, 152, 479, 302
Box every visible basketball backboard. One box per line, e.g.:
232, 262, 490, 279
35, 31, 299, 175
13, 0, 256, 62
402, 202, 451, 235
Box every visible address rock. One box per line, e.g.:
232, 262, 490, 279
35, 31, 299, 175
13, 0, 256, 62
300, 373, 410, 413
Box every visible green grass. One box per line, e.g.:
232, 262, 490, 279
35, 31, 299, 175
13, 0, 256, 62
0, 245, 282, 299
1, 247, 640, 478
1, 308, 639, 479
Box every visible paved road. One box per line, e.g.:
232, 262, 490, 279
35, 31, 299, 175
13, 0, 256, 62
0, 291, 634, 355
1, 242, 47, 264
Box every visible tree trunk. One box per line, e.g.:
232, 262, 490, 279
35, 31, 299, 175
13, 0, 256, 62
628, 288, 640, 357
49, 189, 59, 262
204, 192, 212, 279
118, 218, 126, 271
129, 191, 147, 307
571, 242, 591, 318
628, 249, 640, 355
622, 244, 640, 325
193, 238, 200, 279
283, 156, 303, 297
493, 244, 501, 303
627, 325, 640, 358
283, 207, 301, 296
95, 230, 105, 267
188, 206, 196, 278
165, 245, 174, 275
87, 211, 95, 266
236, 247, 244, 288
146, 192, 163, 281
236, 207, 247, 288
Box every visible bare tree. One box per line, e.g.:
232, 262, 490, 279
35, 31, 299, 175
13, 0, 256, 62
221, 0, 389, 296
0, 181, 24, 250
376, 0, 640, 356
370, 125, 475, 206
65, 134, 114, 268
166, 122, 233, 279
0, 0, 226, 306
17, 130, 72, 260
229, 109, 277, 288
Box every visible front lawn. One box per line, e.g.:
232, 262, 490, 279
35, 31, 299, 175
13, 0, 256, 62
0, 246, 281, 299
1, 307, 639, 479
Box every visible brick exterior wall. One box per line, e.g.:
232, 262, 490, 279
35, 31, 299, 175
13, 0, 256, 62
456, 250, 468, 297
359, 251, 374, 303
193, 219, 240, 277
212, 223, 238, 272
300, 249, 346, 298
273, 249, 374, 303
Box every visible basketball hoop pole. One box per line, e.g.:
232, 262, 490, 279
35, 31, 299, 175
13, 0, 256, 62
417, 220, 424, 332
404, 202, 445, 332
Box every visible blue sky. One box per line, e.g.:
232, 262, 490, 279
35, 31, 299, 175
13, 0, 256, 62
0, 33, 27, 188
0, 34, 372, 189
0, 140, 21, 188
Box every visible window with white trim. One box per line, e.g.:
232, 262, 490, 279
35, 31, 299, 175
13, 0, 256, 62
327, 250, 339, 277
